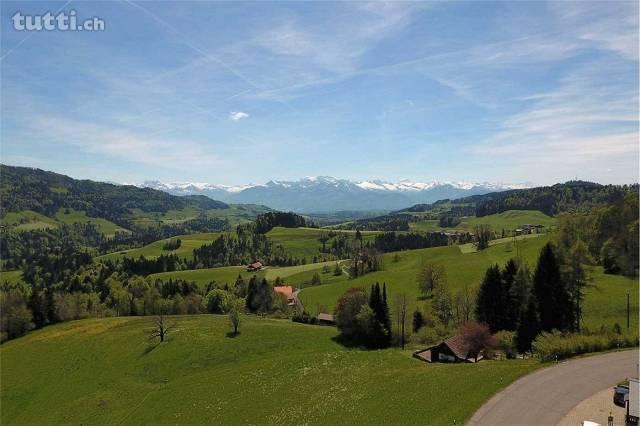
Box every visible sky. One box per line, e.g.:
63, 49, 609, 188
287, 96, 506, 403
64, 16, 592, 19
1, 0, 638, 186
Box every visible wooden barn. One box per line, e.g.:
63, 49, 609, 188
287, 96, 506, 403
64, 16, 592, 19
246, 261, 263, 272
413, 334, 483, 363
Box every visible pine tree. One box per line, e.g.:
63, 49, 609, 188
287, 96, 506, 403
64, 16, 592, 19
510, 263, 532, 326
245, 275, 259, 312
501, 258, 519, 330
412, 309, 424, 332
475, 264, 503, 331
382, 283, 391, 344
533, 243, 573, 332
516, 297, 540, 353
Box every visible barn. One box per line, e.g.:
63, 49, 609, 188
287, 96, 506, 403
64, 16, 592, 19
413, 334, 483, 363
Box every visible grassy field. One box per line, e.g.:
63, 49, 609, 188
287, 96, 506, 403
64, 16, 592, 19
98, 232, 224, 262
54, 209, 130, 236
149, 261, 339, 288
3, 210, 59, 231
410, 210, 556, 233
3, 209, 129, 236
299, 235, 639, 333
0, 315, 540, 425
127, 205, 271, 229
266, 227, 380, 260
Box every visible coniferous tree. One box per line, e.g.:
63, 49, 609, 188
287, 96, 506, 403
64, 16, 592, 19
510, 263, 532, 326
382, 283, 391, 344
516, 297, 540, 353
532, 243, 573, 332
501, 258, 519, 330
412, 309, 424, 332
475, 264, 503, 332
245, 275, 259, 312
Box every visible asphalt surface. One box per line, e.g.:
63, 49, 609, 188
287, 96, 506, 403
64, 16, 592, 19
467, 349, 639, 426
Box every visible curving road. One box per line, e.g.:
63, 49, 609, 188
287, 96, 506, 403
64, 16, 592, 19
468, 349, 639, 426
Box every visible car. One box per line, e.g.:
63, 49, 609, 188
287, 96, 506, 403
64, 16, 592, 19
614, 384, 629, 408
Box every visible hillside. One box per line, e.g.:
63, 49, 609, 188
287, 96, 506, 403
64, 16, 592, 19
409, 210, 556, 233
298, 235, 639, 334
0, 165, 228, 224
0, 315, 540, 424
0, 166, 272, 246
403, 181, 636, 217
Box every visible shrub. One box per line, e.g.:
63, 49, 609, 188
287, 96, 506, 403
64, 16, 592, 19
205, 289, 234, 314
494, 330, 517, 359
532, 330, 639, 361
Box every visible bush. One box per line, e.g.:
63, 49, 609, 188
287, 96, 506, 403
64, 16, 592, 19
411, 324, 452, 346
532, 330, 639, 361
205, 289, 235, 314
494, 330, 517, 359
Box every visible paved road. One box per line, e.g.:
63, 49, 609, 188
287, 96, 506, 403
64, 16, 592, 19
468, 349, 639, 426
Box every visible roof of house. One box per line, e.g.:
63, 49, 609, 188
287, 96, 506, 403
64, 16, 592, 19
317, 313, 335, 322
442, 334, 474, 360
414, 349, 432, 362
248, 261, 263, 268
273, 286, 294, 299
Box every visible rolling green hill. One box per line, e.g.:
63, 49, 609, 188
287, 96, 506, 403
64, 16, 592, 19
54, 208, 130, 236
0, 315, 540, 425
149, 261, 339, 288
410, 210, 556, 233
98, 232, 225, 261
266, 227, 380, 259
299, 235, 639, 332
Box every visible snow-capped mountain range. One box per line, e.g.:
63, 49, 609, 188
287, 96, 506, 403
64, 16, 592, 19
139, 177, 529, 213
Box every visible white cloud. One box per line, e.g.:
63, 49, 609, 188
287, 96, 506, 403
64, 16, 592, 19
229, 111, 249, 121
472, 58, 638, 177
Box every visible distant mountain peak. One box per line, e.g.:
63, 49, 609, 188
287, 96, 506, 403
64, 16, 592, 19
139, 177, 530, 213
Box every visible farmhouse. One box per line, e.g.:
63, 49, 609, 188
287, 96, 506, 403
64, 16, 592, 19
246, 261, 263, 272
317, 313, 336, 325
273, 286, 295, 306
413, 334, 483, 363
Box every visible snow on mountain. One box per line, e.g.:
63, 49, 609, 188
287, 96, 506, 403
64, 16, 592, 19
140, 177, 530, 213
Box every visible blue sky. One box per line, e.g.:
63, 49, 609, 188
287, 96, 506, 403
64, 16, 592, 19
1, 1, 638, 185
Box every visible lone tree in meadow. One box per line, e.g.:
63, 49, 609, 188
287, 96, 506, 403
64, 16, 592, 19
149, 315, 174, 343
228, 301, 241, 336
417, 262, 446, 298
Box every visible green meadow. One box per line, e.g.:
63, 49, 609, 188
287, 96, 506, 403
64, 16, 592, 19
410, 210, 556, 233
3, 210, 60, 231
3, 209, 129, 236
98, 232, 224, 262
299, 235, 639, 333
55, 208, 130, 236
266, 227, 380, 259
0, 315, 540, 425
149, 261, 338, 288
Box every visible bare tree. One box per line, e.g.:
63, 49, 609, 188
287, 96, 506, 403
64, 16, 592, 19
149, 315, 174, 343
454, 284, 476, 324
417, 262, 447, 298
393, 293, 408, 349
